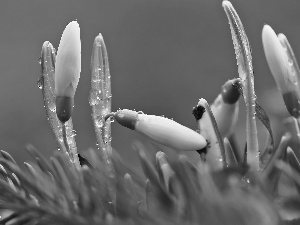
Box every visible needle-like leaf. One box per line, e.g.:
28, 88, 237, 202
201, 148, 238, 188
89, 34, 114, 183
222, 0, 259, 169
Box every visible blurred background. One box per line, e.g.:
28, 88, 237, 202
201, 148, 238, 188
0, 0, 298, 169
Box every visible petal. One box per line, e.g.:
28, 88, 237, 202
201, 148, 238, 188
262, 25, 289, 93
55, 21, 81, 97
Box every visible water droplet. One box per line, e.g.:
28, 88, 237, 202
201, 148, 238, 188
92, 78, 102, 83
37, 57, 42, 64
49, 104, 56, 112
89, 97, 99, 106
37, 77, 43, 89
70, 130, 77, 137
288, 59, 294, 66
96, 119, 104, 128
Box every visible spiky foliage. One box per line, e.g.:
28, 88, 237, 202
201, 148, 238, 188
0, 145, 284, 225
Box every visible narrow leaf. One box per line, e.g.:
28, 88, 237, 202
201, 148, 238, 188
89, 34, 114, 200
224, 138, 238, 166
222, 0, 259, 169
39, 41, 80, 168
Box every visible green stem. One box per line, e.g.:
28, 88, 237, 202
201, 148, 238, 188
222, 0, 259, 169
61, 122, 80, 169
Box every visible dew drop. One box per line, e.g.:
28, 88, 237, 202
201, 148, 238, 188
217, 156, 223, 162
49, 104, 56, 112
37, 77, 43, 89
96, 119, 104, 128
37, 57, 42, 64
70, 130, 77, 137
92, 78, 102, 83
89, 98, 99, 106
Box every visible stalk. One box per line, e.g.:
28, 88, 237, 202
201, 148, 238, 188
222, 1, 259, 169
39, 41, 80, 169
89, 34, 115, 198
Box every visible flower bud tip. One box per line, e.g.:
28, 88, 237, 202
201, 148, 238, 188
221, 79, 241, 104
192, 105, 205, 121
56, 96, 73, 123
55, 21, 81, 98
114, 109, 138, 130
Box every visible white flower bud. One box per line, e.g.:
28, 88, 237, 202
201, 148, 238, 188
262, 24, 300, 118
55, 21, 81, 122
113, 109, 207, 151
210, 79, 240, 138
193, 98, 226, 169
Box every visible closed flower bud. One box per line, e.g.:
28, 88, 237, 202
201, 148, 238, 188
262, 24, 300, 118
193, 98, 226, 169
55, 21, 81, 122
210, 78, 240, 138
110, 109, 207, 151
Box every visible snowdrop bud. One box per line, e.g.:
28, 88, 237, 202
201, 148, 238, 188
114, 109, 139, 130
193, 98, 226, 169
211, 79, 240, 138
55, 21, 81, 122
262, 24, 300, 118
221, 78, 241, 104
113, 109, 207, 151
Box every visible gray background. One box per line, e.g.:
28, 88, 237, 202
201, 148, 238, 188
0, 0, 296, 168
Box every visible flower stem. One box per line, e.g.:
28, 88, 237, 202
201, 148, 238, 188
222, 0, 259, 169
62, 123, 69, 156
